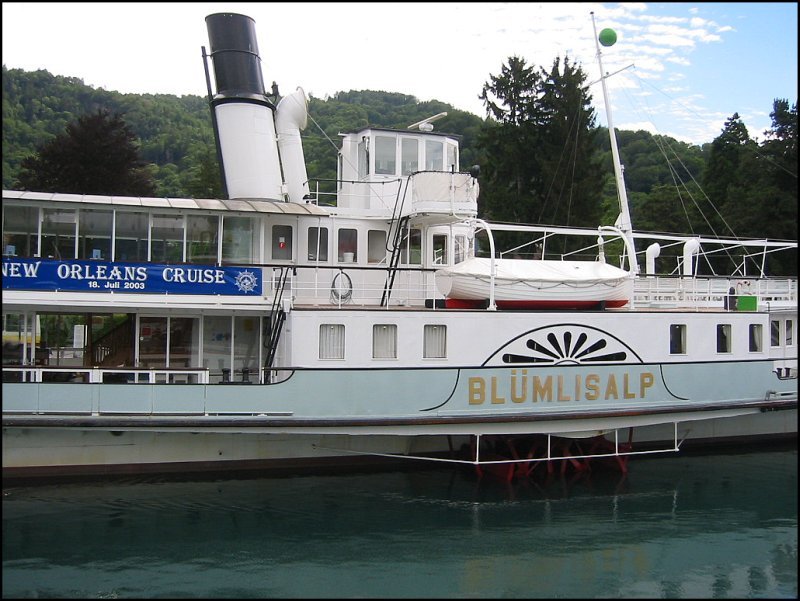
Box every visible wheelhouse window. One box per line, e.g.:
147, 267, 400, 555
446, 141, 458, 172
375, 135, 397, 175
271, 224, 293, 261
669, 324, 686, 355
307, 226, 329, 262
373, 324, 397, 359
187, 215, 219, 264
319, 324, 345, 360
400, 228, 422, 265
424, 324, 447, 358
454, 235, 467, 264
432, 234, 448, 265
338, 228, 357, 263
78, 209, 112, 260
716, 324, 731, 353
401, 138, 419, 175
425, 140, 443, 170
367, 230, 387, 264
358, 138, 369, 179
749, 324, 763, 352
2, 204, 38, 258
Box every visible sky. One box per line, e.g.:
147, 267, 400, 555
2, 2, 797, 145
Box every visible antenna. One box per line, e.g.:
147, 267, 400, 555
407, 112, 448, 131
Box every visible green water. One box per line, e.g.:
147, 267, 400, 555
2, 447, 797, 598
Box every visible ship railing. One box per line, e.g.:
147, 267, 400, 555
308, 172, 478, 217
633, 275, 797, 308
285, 264, 442, 308
2, 366, 211, 384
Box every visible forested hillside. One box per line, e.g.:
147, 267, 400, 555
2, 66, 699, 205
3, 65, 796, 274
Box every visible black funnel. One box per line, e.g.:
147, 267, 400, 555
206, 13, 267, 101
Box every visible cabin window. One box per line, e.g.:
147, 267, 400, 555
401, 138, 419, 175
169, 317, 199, 370
400, 228, 422, 265
373, 324, 397, 359
115, 211, 149, 262
786, 320, 794, 346
1, 311, 36, 367
423, 324, 447, 358
319, 324, 345, 360
307, 227, 329, 262
41, 208, 77, 259
357, 138, 369, 179
367, 230, 387, 264
432, 234, 449, 265
425, 140, 443, 170
446, 141, 458, 172
271, 224, 293, 261
203, 315, 232, 383
716, 324, 731, 353
375, 135, 397, 175
669, 324, 686, 355
139, 316, 168, 368
2, 204, 38, 258
187, 215, 219, 264
222, 216, 255, 264
749, 324, 763, 352
770, 320, 781, 347
151, 214, 185, 262
338, 228, 358, 263
233, 316, 259, 381
77, 209, 113, 261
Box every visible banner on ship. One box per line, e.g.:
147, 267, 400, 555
2, 258, 262, 295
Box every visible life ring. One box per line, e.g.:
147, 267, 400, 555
330, 271, 353, 304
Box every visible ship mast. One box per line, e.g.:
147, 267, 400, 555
591, 12, 639, 275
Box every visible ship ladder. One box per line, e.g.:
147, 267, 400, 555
264, 266, 292, 380
381, 214, 411, 307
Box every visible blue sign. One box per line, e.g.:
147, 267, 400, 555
2, 258, 262, 295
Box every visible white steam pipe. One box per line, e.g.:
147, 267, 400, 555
275, 87, 311, 203
682, 239, 701, 276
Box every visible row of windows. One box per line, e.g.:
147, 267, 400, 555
319, 324, 446, 360
325, 319, 798, 361
669, 319, 795, 355
3, 205, 468, 268
357, 135, 459, 179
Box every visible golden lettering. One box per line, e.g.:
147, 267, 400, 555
491, 377, 506, 404
469, 377, 485, 405
623, 373, 635, 399
511, 369, 527, 403
557, 375, 571, 401
533, 376, 552, 402
585, 374, 600, 400
640, 372, 654, 396
604, 374, 619, 400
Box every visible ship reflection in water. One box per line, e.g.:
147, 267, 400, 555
2, 447, 797, 599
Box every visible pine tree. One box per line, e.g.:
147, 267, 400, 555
14, 109, 156, 196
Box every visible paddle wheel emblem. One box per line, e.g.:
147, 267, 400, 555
483, 324, 642, 366
234, 270, 258, 293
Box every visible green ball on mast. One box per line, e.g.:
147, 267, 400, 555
599, 28, 617, 47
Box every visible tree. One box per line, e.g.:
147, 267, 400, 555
14, 109, 156, 196
476, 55, 603, 257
